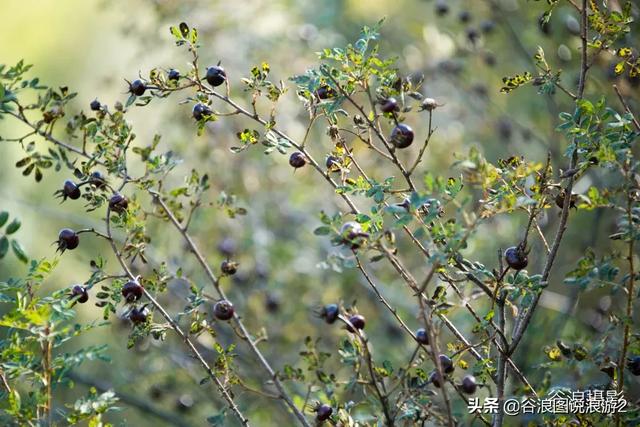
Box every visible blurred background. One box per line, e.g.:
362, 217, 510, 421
1, 0, 639, 425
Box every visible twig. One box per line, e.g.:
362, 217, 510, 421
613, 84, 640, 131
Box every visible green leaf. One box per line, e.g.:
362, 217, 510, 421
0, 211, 8, 228
0, 237, 8, 259
5, 218, 21, 234
0, 84, 5, 100
314, 226, 331, 236
11, 240, 28, 263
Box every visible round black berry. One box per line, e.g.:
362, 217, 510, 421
480, 20, 496, 34
415, 328, 429, 345
628, 356, 640, 376
390, 123, 414, 149
62, 180, 81, 200
168, 69, 180, 81
316, 403, 333, 421
221, 260, 238, 275
435, 0, 449, 16
129, 79, 147, 96
214, 300, 234, 321
380, 97, 399, 113
461, 375, 477, 394
109, 193, 129, 214
90, 99, 101, 111
504, 246, 528, 270
71, 285, 89, 303
346, 314, 365, 332
129, 306, 149, 324
326, 155, 340, 171
458, 10, 471, 23
192, 103, 212, 121
89, 171, 107, 189
439, 354, 455, 374
340, 221, 369, 249
429, 370, 443, 388
57, 229, 79, 252
205, 66, 226, 87
315, 85, 335, 100
321, 304, 339, 324
466, 28, 480, 44
122, 280, 143, 302
289, 152, 306, 168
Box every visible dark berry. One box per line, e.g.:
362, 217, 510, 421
122, 280, 143, 302
214, 300, 234, 321
538, 14, 551, 35
628, 356, 640, 376
129, 79, 147, 96
466, 28, 480, 44
57, 229, 79, 252
221, 260, 238, 275
461, 375, 477, 394
435, 0, 449, 16
205, 66, 226, 87
439, 354, 455, 374
315, 85, 335, 100
321, 304, 339, 324
62, 180, 81, 200
326, 155, 340, 171
289, 152, 306, 168
71, 285, 89, 303
458, 10, 471, 23
429, 370, 443, 387
192, 103, 212, 121
129, 306, 149, 324
555, 191, 578, 210
90, 99, 101, 111
346, 314, 365, 332
415, 328, 429, 345
109, 193, 129, 214
480, 20, 496, 34
265, 293, 280, 313
167, 69, 180, 81
89, 171, 107, 189
316, 403, 333, 421
390, 123, 414, 149
380, 97, 399, 113
504, 246, 528, 270
340, 221, 369, 249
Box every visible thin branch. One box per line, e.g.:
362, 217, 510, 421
613, 84, 640, 131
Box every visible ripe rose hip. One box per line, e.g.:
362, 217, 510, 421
192, 103, 212, 121
90, 99, 101, 111
122, 280, 143, 302
89, 171, 108, 189
504, 246, 528, 270
315, 85, 334, 100
316, 403, 333, 421
415, 328, 429, 345
439, 354, 455, 374
325, 155, 340, 171
429, 370, 443, 387
62, 180, 81, 200
320, 304, 339, 324
57, 229, 79, 252
380, 97, 399, 113
109, 193, 129, 214
205, 65, 226, 87
129, 306, 149, 324
346, 314, 365, 332
221, 260, 238, 275
71, 285, 89, 303
390, 123, 414, 149
129, 79, 147, 96
340, 221, 369, 249
167, 69, 180, 81
461, 375, 477, 394
289, 152, 306, 168
214, 300, 234, 320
